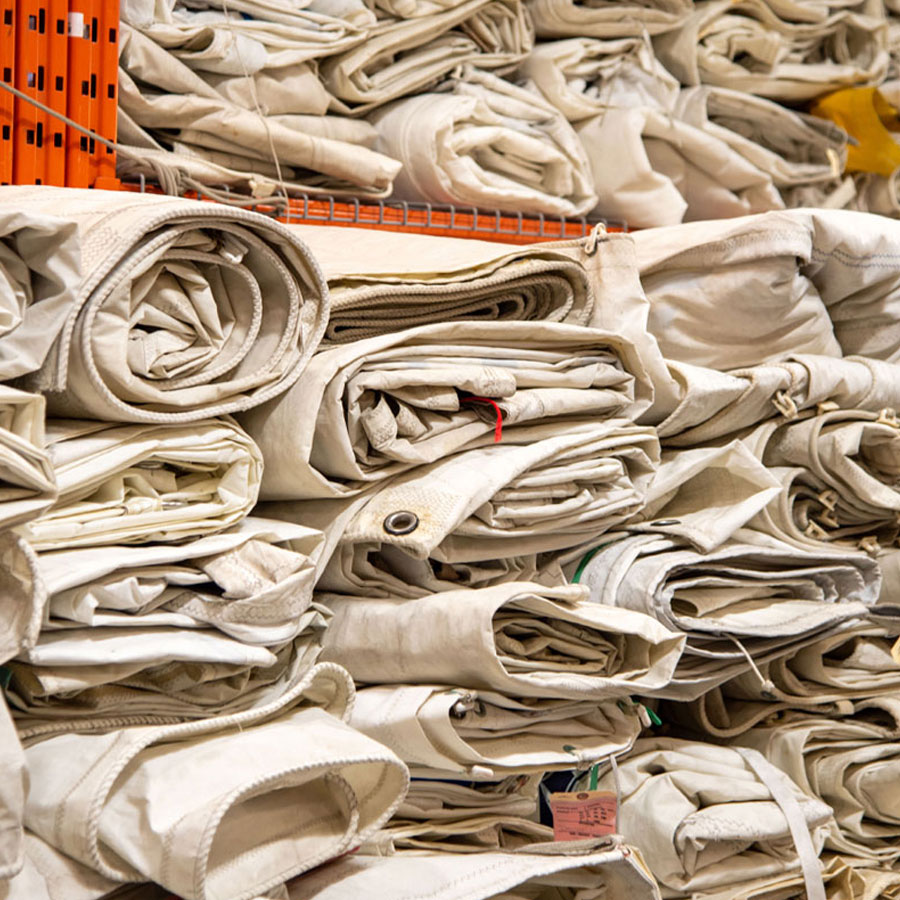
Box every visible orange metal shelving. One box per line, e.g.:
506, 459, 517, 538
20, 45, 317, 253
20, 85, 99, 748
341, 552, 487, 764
0, 0, 117, 187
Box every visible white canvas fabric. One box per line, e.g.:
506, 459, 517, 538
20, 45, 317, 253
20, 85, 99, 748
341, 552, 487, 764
0, 388, 56, 532
118, 28, 402, 199
520, 36, 680, 123
320, 0, 533, 115
320, 581, 684, 698
19, 417, 262, 550
23, 663, 409, 900
577, 527, 879, 701
371, 68, 596, 216
332, 418, 658, 563
5, 519, 329, 732
654, 0, 888, 103
0, 187, 329, 422
670, 626, 900, 738
738, 699, 900, 865
288, 225, 597, 344
585, 738, 833, 899
289, 837, 661, 900
363, 774, 551, 854
527, 0, 691, 38
242, 320, 650, 500
349, 684, 641, 777
675, 86, 848, 192
579, 105, 783, 228
0, 208, 79, 381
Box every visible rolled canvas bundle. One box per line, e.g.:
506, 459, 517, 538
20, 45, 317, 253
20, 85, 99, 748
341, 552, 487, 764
0, 188, 329, 422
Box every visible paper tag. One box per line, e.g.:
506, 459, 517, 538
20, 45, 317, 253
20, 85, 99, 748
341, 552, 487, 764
550, 790, 617, 841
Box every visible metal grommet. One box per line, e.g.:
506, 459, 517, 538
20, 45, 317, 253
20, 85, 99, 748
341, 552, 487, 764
651, 518, 681, 527
383, 510, 419, 535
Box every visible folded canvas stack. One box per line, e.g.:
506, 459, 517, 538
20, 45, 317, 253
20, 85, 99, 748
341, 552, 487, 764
108, 0, 900, 224
6, 188, 900, 900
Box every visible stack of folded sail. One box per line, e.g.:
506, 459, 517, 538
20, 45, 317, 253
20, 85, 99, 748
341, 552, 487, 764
9, 191, 900, 900
0, 189, 411, 900
112, 0, 900, 226
238, 221, 686, 872
592, 206, 900, 897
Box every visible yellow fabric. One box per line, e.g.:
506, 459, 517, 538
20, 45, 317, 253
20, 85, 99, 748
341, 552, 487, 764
812, 87, 900, 177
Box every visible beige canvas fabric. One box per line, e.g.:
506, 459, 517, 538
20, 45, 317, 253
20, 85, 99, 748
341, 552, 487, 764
289, 837, 661, 900
332, 418, 658, 563
349, 684, 641, 777
7, 625, 331, 737
654, 0, 888, 103
0, 698, 26, 882
577, 527, 878, 701
6, 518, 329, 732
632, 200, 900, 366
0, 388, 56, 533
320, 0, 533, 115
23, 663, 409, 900
242, 320, 650, 500
744, 409, 900, 550
204, 66, 335, 118
288, 225, 596, 344
34, 516, 323, 646
850, 169, 900, 218
578, 104, 783, 228
658, 354, 900, 448
621, 441, 782, 553
0, 533, 42, 877
675, 86, 847, 192
688, 853, 900, 900
363, 774, 551, 854
318, 540, 563, 598
670, 626, 900, 738
585, 738, 832, 899
122, 0, 372, 67
738, 699, 900, 864
520, 36, 679, 123
0, 532, 45, 673
18, 417, 261, 550
0, 187, 329, 422
118, 28, 402, 198
631, 212, 844, 369
0, 208, 79, 381
371, 68, 596, 216
527, 0, 691, 38
0, 831, 158, 900
320, 581, 684, 698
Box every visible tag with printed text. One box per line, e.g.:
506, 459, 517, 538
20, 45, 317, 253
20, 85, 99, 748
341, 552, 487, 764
549, 790, 617, 841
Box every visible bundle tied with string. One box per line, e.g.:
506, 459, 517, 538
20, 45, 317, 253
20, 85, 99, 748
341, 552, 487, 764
579, 738, 832, 900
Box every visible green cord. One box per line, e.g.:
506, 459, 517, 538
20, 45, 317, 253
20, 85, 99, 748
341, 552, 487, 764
645, 705, 663, 726
588, 763, 599, 791
571, 535, 628, 584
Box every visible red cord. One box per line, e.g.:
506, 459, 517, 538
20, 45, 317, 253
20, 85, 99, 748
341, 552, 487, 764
461, 396, 503, 442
